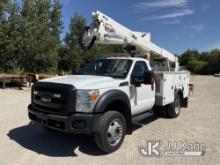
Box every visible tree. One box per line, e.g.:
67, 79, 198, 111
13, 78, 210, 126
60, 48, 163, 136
179, 49, 199, 67
0, 0, 9, 71
187, 60, 208, 74
0, 1, 21, 72
61, 13, 86, 71
179, 49, 220, 75
19, 0, 63, 73
50, 0, 63, 47
208, 49, 220, 74
0, 0, 8, 18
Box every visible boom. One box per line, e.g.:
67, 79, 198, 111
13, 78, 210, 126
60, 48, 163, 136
79, 10, 179, 69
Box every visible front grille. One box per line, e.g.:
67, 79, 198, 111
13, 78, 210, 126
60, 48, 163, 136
31, 82, 76, 115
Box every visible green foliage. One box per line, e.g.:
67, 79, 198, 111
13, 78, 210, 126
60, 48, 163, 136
0, 0, 63, 73
179, 49, 220, 75
0, 0, 8, 17
0, 0, 218, 75
10, 66, 25, 75
207, 49, 220, 74
59, 13, 86, 71
0, 1, 21, 72
179, 49, 199, 66
187, 60, 208, 74
18, 0, 63, 73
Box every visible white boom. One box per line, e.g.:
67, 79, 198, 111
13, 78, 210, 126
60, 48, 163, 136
80, 10, 179, 70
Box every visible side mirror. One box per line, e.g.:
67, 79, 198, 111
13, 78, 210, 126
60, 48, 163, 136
144, 71, 154, 85
131, 71, 153, 87
131, 75, 145, 87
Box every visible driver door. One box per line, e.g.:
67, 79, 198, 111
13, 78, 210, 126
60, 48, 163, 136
129, 61, 155, 116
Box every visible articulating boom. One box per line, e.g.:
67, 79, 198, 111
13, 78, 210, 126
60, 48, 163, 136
79, 10, 179, 70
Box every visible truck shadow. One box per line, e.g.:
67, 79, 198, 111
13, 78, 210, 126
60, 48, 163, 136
7, 115, 161, 157
7, 122, 105, 157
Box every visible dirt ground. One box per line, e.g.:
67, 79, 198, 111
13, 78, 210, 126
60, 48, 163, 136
0, 76, 219, 165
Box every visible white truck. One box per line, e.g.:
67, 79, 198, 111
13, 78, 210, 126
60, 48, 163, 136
28, 11, 190, 153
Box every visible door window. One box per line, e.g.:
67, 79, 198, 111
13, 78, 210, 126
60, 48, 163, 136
131, 61, 149, 76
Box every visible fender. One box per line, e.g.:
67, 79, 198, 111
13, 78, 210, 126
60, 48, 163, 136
93, 89, 132, 134
93, 89, 130, 113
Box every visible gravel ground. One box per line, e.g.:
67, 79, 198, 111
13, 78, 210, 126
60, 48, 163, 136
0, 75, 219, 165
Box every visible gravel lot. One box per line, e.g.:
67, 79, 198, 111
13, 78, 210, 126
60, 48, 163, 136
0, 76, 219, 165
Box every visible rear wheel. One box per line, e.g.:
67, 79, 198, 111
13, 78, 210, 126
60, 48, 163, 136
167, 93, 181, 118
95, 111, 126, 153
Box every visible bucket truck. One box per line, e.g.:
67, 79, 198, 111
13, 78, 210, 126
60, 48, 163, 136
28, 11, 191, 153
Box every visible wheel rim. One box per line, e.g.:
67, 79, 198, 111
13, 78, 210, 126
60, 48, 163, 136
175, 96, 181, 114
107, 119, 123, 146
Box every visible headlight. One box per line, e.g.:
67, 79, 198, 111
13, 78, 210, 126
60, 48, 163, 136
76, 90, 100, 112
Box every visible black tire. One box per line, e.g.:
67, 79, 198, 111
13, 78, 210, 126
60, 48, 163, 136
95, 111, 126, 153
78, 26, 96, 51
153, 106, 167, 117
167, 93, 181, 118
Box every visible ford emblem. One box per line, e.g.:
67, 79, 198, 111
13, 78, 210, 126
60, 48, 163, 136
40, 96, 51, 103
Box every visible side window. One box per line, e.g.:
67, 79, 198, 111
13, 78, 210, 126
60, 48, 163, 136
131, 61, 149, 76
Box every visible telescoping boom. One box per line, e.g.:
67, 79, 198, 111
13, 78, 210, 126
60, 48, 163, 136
79, 10, 179, 69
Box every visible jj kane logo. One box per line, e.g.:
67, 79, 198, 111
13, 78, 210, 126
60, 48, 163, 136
139, 140, 206, 157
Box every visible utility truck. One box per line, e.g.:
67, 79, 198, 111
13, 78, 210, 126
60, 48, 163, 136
28, 11, 190, 153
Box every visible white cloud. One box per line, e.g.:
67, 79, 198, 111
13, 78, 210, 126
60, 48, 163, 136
162, 19, 181, 25
133, 0, 194, 22
139, 9, 194, 21
134, 0, 188, 10
183, 24, 205, 32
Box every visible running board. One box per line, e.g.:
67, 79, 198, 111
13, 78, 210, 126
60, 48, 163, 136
132, 111, 154, 123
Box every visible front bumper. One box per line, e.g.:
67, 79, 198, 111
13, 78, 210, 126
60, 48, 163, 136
28, 105, 101, 134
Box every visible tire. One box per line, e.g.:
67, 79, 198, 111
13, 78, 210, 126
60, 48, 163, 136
167, 93, 181, 118
95, 111, 126, 153
153, 106, 167, 117
78, 26, 96, 51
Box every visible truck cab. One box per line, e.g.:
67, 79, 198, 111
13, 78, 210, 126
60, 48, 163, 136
28, 56, 189, 153
28, 57, 158, 152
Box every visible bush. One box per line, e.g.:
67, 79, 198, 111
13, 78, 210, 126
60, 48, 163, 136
9, 66, 25, 75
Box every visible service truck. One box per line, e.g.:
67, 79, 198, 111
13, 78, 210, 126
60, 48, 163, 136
28, 11, 190, 153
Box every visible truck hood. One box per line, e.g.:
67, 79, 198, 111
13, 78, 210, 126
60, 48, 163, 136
40, 75, 125, 89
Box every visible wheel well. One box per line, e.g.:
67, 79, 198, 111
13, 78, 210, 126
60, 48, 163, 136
177, 90, 183, 99
104, 100, 132, 134
177, 89, 189, 108
177, 89, 188, 107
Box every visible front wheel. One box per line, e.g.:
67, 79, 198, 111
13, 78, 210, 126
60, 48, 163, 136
95, 111, 126, 153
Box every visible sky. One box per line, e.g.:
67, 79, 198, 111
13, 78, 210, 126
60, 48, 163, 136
60, 0, 220, 55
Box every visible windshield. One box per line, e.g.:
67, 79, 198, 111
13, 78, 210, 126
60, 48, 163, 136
81, 59, 132, 79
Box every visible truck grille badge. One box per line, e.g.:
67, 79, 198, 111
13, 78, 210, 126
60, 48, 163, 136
40, 96, 52, 103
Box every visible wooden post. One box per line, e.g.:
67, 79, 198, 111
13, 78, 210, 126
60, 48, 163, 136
3, 77, 6, 89
28, 76, 31, 87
